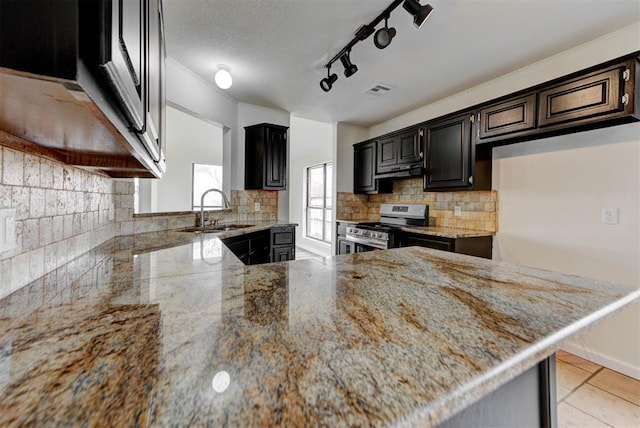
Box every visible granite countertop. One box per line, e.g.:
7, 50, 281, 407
336, 218, 494, 238
0, 229, 637, 426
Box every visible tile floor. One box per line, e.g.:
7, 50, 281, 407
295, 246, 327, 261
556, 350, 640, 427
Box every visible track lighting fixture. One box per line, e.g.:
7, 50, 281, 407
374, 18, 396, 49
402, 0, 434, 28
320, 67, 338, 92
319, 0, 433, 92
340, 51, 358, 78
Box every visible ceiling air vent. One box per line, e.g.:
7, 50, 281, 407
364, 84, 394, 96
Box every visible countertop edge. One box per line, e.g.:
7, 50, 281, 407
400, 288, 640, 427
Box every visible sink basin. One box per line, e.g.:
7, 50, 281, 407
183, 224, 255, 233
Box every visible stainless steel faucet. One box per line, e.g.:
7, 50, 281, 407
200, 188, 231, 229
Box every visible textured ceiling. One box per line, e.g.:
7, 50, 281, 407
162, 0, 640, 126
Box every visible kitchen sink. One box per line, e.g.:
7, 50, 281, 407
183, 224, 255, 233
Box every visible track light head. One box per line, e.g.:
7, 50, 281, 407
402, 0, 433, 28
340, 52, 358, 78
374, 18, 396, 49
320, 69, 338, 92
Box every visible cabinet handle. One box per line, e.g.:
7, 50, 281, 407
622, 94, 629, 105
623, 68, 630, 81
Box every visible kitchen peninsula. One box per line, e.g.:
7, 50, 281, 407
0, 226, 637, 427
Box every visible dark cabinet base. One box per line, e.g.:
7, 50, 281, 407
399, 233, 492, 259
437, 356, 557, 428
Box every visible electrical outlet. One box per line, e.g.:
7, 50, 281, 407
602, 208, 618, 225
255, 202, 260, 212
0, 208, 17, 253
454, 206, 462, 217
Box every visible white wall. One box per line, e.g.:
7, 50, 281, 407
236, 103, 290, 219
361, 22, 640, 377
336, 123, 369, 193
165, 58, 237, 199
289, 116, 334, 255
493, 124, 640, 378
150, 106, 223, 212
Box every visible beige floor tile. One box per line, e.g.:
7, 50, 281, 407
557, 359, 592, 389
588, 368, 640, 406
557, 384, 572, 402
557, 402, 611, 428
565, 384, 640, 428
557, 350, 602, 374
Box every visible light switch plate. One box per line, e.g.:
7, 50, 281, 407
0, 208, 17, 253
255, 202, 260, 212
454, 206, 462, 217
602, 208, 618, 225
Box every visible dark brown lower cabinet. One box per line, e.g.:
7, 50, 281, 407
222, 231, 270, 265
399, 232, 492, 259
270, 226, 295, 262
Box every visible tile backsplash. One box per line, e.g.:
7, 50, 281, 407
0, 143, 279, 298
1, 146, 116, 298
337, 178, 497, 232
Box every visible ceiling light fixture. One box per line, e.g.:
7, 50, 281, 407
402, 0, 434, 28
319, 0, 433, 92
214, 64, 232, 89
320, 67, 338, 92
374, 18, 396, 49
340, 51, 358, 78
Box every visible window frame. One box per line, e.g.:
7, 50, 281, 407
305, 162, 332, 243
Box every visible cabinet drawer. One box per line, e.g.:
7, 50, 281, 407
538, 66, 625, 127
479, 94, 537, 140
271, 227, 294, 245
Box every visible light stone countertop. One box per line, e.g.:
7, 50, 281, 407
0, 228, 636, 427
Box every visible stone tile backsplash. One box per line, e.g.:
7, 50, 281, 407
1, 146, 116, 298
337, 178, 497, 232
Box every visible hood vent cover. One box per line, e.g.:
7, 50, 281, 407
364, 83, 394, 96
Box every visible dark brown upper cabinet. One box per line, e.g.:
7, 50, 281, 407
424, 113, 472, 190
353, 140, 392, 194
423, 112, 492, 191
375, 127, 423, 175
0, 0, 166, 178
538, 64, 627, 128
244, 123, 288, 190
478, 93, 537, 142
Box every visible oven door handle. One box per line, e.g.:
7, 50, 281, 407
345, 234, 387, 250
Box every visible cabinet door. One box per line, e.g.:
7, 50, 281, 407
143, 0, 164, 163
354, 141, 376, 193
98, 0, 146, 132
272, 246, 294, 262
400, 234, 453, 252
424, 113, 472, 190
397, 128, 422, 165
265, 127, 287, 189
376, 136, 397, 172
248, 232, 271, 265
538, 66, 625, 127
479, 94, 537, 141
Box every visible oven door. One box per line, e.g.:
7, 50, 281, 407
345, 234, 387, 252
355, 243, 383, 253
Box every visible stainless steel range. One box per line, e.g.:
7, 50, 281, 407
345, 203, 429, 251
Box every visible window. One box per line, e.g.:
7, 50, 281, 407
306, 163, 332, 243
192, 163, 224, 210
